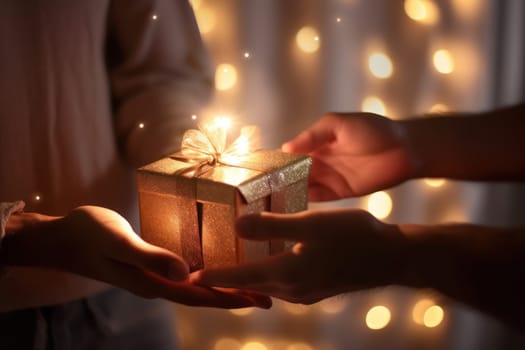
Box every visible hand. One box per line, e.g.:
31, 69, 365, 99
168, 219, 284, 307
195, 209, 406, 304
282, 113, 417, 200
2, 206, 271, 309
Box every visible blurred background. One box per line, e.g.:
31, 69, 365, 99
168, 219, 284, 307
173, 0, 525, 349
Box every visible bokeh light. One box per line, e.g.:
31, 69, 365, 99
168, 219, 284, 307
368, 52, 393, 79
361, 96, 387, 116
367, 191, 393, 219
424, 305, 444, 328
287, 343, 314, 350
215, 337, 242, 350
241, 342, 268, 350
296, 26, 321, 53
433, 49, 454, 74
424, 178, 446, 188
430, 103, 449, 113
319, 296, 348, 314
229, 307, 255, 316
404, 0, 439, 24
366, 305, 391, 330
412, 298, 435, 325
215, 63, 238, 91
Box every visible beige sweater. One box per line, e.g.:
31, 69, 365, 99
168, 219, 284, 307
0, 0, 212, 310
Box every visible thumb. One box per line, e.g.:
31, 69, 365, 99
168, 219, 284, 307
236, 212, 314, 242
115, 239, 190, 281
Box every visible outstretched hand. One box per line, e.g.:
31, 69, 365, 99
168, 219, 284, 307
195, 209, 407, 304
283, 113, 416, 200
2, 206, 271, 309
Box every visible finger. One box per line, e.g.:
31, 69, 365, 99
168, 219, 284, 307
194, 253, 296, 289
308, 184, 341, 202
236, 212, 317, 241
104, 260, 269, 309
109, 238, 189, 281
282, 114, 337, 154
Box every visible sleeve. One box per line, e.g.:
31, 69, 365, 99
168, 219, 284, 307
0, 201, 25, 247
107, 0, 214, 167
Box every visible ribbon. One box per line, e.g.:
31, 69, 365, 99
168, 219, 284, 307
171, 120, 261, 176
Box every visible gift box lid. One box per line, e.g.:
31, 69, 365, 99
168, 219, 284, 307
137, 149, 311, 205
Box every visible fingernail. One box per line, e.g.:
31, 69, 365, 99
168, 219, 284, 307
167, 261, 189, 281
281, 142, 292, 152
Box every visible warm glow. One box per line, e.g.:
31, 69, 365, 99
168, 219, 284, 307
189, 0, 202, 10
282, 301, 310, 315
433, 49, 454, 74
215, 338, 242, 350
424, 305, 444, 328
241, 342, 267, 350
138, 122, 145, 129
368, 53, 393, 79
412, 298, 434, 325
191, 114, 198, 120
424, 178, 446, 188
336, 17, 342, 23
229, 307, 255, 316
35, 195, 41, 201
366, 305, 391, 330
361, 96, 386, 115
367, 191, 392, 219
404, 0, 439, 24
215, 64, 238, 91
213, 115, 233, 130
296, 26, 321, 53
243, 52, 251, 59
319, 296, 347, 314
195, 7, 216, 34
430, 103, 449, 113
287, 343, 314, 350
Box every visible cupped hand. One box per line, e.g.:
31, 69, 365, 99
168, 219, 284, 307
282, 113, 417, 200
2, 206, 271, 309
194, 210, 407, 304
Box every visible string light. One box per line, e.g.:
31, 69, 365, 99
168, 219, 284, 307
336, 17, 342, 23
367, 191, 393, 219
296, 26, 321, 53
243, 52, 251, 59
404, 0, 439, 24
191, 114, 198, 120
368, 52, 393, 79
138, 122, 145, 129
215, 63, 238, 91
433, 49, 454, 74
34, 194, 41, 201
151, 14, 158, 21
365, 305, 391, 330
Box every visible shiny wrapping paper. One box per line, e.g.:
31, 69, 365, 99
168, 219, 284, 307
137, 149, 312, 271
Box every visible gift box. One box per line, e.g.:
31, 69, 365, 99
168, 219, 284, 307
136, 123, 311, 271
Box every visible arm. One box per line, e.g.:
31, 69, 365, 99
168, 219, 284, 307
0, 205, 270, 311
107, 0, 214, 167
403, 103, 525, 181
195, 210, 525, 330
283, 103, 525, 200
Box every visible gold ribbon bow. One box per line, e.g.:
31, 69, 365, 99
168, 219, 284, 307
172, 118, 261, 175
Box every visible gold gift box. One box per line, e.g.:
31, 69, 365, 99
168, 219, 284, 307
137, 150, 311, 271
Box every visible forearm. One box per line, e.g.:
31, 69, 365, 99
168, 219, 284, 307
0, 267, 110, 311
397, 223, 525, 329
402, 103, 525, 181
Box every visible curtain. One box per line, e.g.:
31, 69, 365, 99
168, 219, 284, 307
174, 1, 525, 349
